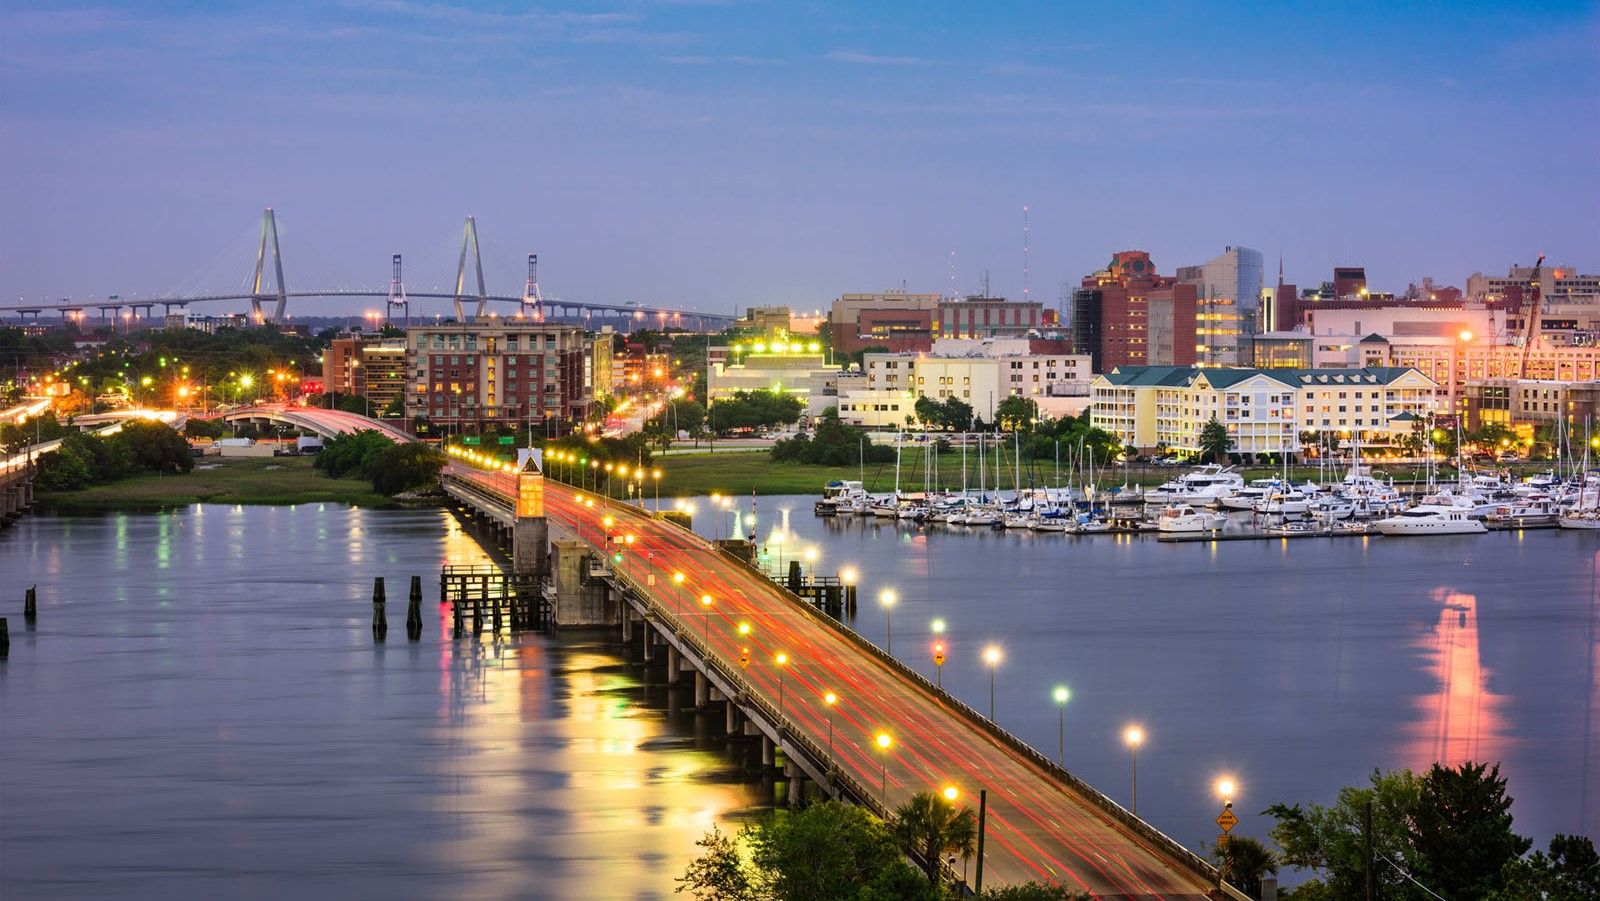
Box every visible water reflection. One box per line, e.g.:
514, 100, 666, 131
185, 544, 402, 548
1404, 589, 1509, 770
1, 507, 766, 901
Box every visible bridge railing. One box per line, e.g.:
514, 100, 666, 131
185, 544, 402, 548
623, 503, 1230, 892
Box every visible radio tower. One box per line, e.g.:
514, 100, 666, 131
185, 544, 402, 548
386, 253, 409, 325
1022, 205, 1032, 301
521, 254, 544, 321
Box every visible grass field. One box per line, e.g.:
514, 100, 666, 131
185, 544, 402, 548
37, 456, 398, 513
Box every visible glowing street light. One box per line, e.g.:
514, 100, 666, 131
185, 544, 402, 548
1052, 686, 1071, 766
700, 594, 713, 641
879, 589, 897, 654
983, 645, 1002, 720
874, 731, 893, 805
774, 651, 790, 717
822, 691, 839, 759
1124, 725, 1145, 816
941, 784, 960, 803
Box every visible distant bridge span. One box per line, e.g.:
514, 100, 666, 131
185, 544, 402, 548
221, 404, 415, 444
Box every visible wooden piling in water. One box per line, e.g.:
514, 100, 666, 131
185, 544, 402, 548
0, 617, 8, 657
406, 575, 423, 641
24, 584, 37, 622
371, 577, 388, 642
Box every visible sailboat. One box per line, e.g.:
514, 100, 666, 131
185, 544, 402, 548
1559, 420, 1600, 530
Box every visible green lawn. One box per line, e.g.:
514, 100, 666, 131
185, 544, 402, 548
37, 456, 398, 512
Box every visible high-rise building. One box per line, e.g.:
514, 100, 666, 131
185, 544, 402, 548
1177, 246, 1264, 367
1071, 251, 1196, 373
404, 322, 598, 435
323, 333, 408, 412
828, 290, 942, 355
1333, 267, 1367, 299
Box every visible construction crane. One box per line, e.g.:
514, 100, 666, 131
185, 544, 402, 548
1518, 254, 1545, 379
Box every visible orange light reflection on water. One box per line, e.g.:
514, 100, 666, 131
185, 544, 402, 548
1403, 588, 1509, 770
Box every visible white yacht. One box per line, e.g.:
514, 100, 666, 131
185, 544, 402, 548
1146, 464, 1244, 507
816, 480, 866, 516
1485, 497, 1560, 528
1253, 489, 1311, 517
1375, 502, 1487, 536
1220, 478, 1282, 511
1155, 504, 1227, 533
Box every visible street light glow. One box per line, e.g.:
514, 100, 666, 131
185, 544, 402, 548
774, 652, 788, 667
823, 691, 838, 707
983, 645, 1002, 667
673, 572, 685, 584
942, 785, 959, 802
879, 589, 896, 608
1053, 686, 1071, 705
931, 618, 946, 634
839, 566, 858, 585
1216, 777, 1236, 800
875, 731, 892, 750
1124, 725, 1145, 748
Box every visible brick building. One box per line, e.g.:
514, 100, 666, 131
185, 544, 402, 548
1071, 251, 1197, 373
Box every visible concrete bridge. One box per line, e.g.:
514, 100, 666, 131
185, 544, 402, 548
220, 404, 415, 444
437, 455, 1236, 899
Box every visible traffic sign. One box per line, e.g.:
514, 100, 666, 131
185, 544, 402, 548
933, 650, 946, 667
1215, 809, 1238, 832
462, 436, 480, 445
498, 436, 516, 445
739, 647, 750, 669
1217, 833, 1232, 848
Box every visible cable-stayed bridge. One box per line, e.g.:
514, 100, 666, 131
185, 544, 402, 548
3, 209, 735, 331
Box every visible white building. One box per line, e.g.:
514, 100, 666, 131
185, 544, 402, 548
842, 346, 1093, 428
708, 349, 843, 416
1091, 365, 1438, 457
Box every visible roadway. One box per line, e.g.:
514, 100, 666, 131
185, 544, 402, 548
449, 463, 1217, 898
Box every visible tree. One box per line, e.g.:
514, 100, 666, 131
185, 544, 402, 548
675, 825, 753, 901
368, 442, 446, 495
1199, 415, 1232, 463
314, 429, 395, 479
995, 395, 1039, 431
1211, 835, 1278, 898
980, 883, 1088, 900
679, 802, 937, 901
1266, 768, 1423, 900
1495, 834, 1600, 901
37, 442, 93, 491
890, 791, 977, 886
109, 420, 193, 474
1409, 762, 1530, 899
769, 407, 894, 466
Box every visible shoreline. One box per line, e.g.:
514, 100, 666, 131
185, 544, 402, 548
33, 456, 411, 513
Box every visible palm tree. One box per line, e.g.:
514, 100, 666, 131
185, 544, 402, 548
1214, 835, 1278, 898
891, 791, 978, 886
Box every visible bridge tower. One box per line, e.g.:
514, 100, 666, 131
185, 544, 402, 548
250, 207, 289, 324
520, 254, 544, 321
386, 253, 409, 325
453, 216, 488, 322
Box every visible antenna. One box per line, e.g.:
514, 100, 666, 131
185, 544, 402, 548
1022, 205, 1031, 301
983, 269, 991, 299
948, 250, 958, 300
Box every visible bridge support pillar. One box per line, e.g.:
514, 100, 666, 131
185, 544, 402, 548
620, 608, 632, 643
666, 645, 681, 683
549, 540, 618, 628
512, 462, 550, 578
725, 701, 738, 734
760, 735, 774, 768
642, 624, 656, 662
694, 671, 709, 707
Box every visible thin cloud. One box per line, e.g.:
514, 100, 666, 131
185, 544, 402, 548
825, 50, 932, 66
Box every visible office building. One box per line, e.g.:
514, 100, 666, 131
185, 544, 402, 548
324, 334, 408, 411
1463, 378, 1600, 434
1177, 246, 1264, 367
1072, 251, 1197, 373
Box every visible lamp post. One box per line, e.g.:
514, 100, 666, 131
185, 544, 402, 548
700, 594, 713, 641
879, 589, 896, 654
874, 731, 892, 806
931, 619, 947, 688
775, 652, 789, 718
983, 645, 1002, 721
823, 691, 838, 759
1053, 686, 1071, 766
1124, 725, 1145, 816
652, 468, 662, 511
1215, 777, 1237, 891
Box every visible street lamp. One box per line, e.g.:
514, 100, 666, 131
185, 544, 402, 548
1215, 777, 1237, 890
1124, 725, 1145, 816
983, 645, 1002, 721
775, 652, 789, 717
700, 594, 713, 641
1052, 686, 1071, 766
823, 691, 838, 759
874, 731, 893, 806
879, 589, 897, 654
931, 640, 947, 689
652, 468, 662, 510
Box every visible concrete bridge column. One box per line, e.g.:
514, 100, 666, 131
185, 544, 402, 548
621, 608, 632, 643
641, 623, 655, 662
512, 463, 549, 578
694, 671, 709, 707
725, 700, 738, 734
666, 645, 681, 683
761, 735, 774, 768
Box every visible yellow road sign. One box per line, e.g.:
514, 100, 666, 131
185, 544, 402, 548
1217, 833, 1232, 848
1215, 809, 1238, 832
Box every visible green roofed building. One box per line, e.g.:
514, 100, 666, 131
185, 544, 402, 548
1091, 365, 1438, 458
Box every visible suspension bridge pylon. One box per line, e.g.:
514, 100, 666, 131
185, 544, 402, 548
520, 254, 544, 321
453, 216, 488, 322
387, 253, 409, 325
250, 207, 289, 323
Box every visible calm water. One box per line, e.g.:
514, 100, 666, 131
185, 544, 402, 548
4, 502, 1596, 897
694, 497, 1599, 854
0, 505, 769, 900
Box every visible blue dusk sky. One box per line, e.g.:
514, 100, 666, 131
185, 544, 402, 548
1, 1, 1596, 314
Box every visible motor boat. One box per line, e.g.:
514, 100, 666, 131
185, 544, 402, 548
1267, 520, 1321, 537
816, 480, 866, 516
1144, 464, 1242, 506
1155, 504, 1227, 533
1485, 498, 1560, 528
1375, 502, 1487, 536
1253, 489, 1310, 518
1307, 495, 1354, 520
1220, 478, 1282, 511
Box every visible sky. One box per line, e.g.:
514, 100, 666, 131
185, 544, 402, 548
2, 1, 1597, 316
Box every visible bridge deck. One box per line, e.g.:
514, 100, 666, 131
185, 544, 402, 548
445, 463, 1216, 898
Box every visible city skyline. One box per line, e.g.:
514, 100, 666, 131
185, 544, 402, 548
2, 1, 1596, 312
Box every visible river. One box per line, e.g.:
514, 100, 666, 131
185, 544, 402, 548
3, 501, 1595, 898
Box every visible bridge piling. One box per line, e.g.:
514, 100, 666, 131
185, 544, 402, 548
371, 578, 387, 642
694, 670, 709, 707
666, 646, 681, 684
0, 617, 8, 657
406, 576, 423, 641
24, 584, 37, 623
